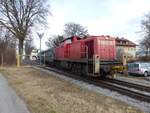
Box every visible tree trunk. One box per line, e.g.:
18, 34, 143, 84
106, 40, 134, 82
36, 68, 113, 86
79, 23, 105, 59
19, 39, 23, 56
146, 48, 148, 57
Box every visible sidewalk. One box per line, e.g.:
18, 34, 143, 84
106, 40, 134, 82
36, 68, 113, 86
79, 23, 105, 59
0, 74, 30, 113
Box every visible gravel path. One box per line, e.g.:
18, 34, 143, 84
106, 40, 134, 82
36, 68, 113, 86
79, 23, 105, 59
0, 73, 30, 113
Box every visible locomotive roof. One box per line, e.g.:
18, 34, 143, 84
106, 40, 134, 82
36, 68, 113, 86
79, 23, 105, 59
61, 36, 82, 43
61, 35, 115, 42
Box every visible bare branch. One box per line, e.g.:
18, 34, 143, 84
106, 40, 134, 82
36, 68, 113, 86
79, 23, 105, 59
140, 12, 150, 54
0, 0, 50, 55
46, 35, 64, 48
64, 22, 88, 38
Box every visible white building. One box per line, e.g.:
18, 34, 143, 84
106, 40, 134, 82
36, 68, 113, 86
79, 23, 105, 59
116, 37, 137, 62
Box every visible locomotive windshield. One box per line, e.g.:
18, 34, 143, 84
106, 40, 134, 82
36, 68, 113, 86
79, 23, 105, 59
65, 39, 72, 44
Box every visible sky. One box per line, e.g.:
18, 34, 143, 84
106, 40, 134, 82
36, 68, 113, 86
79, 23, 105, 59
34, 0, 150, 50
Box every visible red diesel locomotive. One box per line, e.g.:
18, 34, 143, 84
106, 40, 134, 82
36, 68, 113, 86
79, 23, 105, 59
41, 35, 120, 77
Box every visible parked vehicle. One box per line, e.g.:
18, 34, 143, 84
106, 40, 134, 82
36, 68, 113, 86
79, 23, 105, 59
30, 49, 39, 60
127, 62, 150, 76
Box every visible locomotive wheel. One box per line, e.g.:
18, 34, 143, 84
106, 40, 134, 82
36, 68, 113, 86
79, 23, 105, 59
81, 64, 87, 76
100, 69, 107, 77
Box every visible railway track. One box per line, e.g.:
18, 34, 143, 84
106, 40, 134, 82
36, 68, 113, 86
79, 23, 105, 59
102, 78, 150, 93
94, 79, 150, 103
38, 66, 150, 103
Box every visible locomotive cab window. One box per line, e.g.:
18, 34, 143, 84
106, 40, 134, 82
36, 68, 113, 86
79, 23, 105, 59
65, 39, 72, 44
100, 40, 113, 45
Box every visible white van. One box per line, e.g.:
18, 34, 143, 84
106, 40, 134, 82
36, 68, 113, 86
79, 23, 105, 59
127, 62, 150, 77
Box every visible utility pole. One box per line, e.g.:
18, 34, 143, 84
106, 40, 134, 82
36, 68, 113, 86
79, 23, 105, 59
37, 32, 44, 65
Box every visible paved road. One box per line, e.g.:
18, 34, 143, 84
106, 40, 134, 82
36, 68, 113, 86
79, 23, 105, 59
0, 74, 30, 113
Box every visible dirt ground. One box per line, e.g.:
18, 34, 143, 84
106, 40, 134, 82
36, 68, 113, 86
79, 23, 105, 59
0, 67, 143, 113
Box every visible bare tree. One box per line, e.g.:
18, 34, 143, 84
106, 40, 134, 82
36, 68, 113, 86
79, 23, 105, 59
25, 39, 35, 55
140, 12, 150, 55
0, 27, 16, 65
0, 0, 50, 56
64, 22, 88, 38
46, 35, 64, 48
0, 27, 16, 50
140, 37, 150, 56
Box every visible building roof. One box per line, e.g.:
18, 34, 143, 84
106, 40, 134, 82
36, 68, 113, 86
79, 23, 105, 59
115, 37, 137, 47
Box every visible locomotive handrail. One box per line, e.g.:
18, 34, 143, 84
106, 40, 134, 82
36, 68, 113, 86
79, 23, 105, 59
85, 45, 88, 59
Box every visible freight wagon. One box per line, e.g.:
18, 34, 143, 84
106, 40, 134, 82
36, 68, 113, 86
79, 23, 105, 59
41, 35, 121, 77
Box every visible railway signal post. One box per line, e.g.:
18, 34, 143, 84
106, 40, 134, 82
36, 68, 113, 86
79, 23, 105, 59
37, 32, 44, 66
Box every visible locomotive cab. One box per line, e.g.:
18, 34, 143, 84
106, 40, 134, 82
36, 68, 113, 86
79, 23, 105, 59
83, 36, 117, 77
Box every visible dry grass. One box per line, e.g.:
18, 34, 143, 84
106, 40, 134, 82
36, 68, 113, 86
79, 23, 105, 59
0, 67, 143, 113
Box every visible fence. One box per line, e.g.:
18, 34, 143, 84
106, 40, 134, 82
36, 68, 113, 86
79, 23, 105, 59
0, 48, 16, 67
0, 53, 45, 68
0, 54, 3, 68
16, 54, 47, 67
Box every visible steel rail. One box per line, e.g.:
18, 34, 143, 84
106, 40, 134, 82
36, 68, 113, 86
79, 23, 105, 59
101, 78, 150, 92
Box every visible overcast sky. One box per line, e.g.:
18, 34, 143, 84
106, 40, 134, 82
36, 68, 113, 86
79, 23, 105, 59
35, 0, 150, 50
